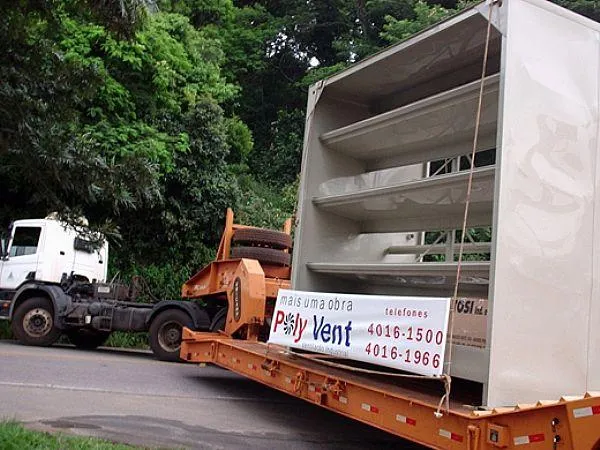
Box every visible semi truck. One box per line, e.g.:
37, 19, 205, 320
178, 0, 600, 448
0, 212, 292, 361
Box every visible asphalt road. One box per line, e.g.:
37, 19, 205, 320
0, 341, 425, 449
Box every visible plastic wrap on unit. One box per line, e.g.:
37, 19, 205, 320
317, 165, 423, 197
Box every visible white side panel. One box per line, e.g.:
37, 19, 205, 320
487, 0, 600, 405
291, 91, 369, 293
590, 29, 600, 394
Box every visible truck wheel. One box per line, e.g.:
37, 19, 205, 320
210, 309, 227, 332
231, 246, 291, 266
11, 297, 61, 346
149, 309, 193, 362
232, 228, 292, 250
66, 329, 110, 350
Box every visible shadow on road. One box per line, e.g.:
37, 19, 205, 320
184, 370, 425, 449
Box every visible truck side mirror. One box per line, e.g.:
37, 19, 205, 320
1, 222, 12, 259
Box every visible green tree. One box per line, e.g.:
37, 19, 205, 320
113, 99, 240, 270
0, 1, 242, 273
553, 0, 600, 22
381, 1, 455, 43
0, 1, 164, 232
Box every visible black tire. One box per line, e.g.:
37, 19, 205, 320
231, 246, 291, 266
66, 329, 110, 350
149, 309, 193, 362
210, 309, 227, 332
11, 297, 61, 346
232, 228, 292, 250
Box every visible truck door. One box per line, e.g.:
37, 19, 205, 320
0, 225, 43, 290
72, 237, 107, 283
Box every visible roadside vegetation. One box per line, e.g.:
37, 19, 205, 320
0, 421, 136, 450
0, 322, 11, 341
0, 321, 150, 349
104, 332, 149, 349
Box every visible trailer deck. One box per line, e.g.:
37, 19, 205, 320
182, 330, 600, 449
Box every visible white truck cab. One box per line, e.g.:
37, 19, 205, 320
0, 214, 208, 360
0, 216, 108, 292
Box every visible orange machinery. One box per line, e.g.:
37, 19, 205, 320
181, 208, 292, 340
180, 210, 600, 450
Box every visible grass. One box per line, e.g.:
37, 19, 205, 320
104, 331, 149, 350
0, 421, 137, 449
0, 321, 12, 340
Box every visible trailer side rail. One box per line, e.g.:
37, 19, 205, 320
182, 330, 600, 449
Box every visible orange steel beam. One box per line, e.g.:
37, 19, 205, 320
181, 332, 600, 449
283, 217, 292, 235
265, 277, 290, 298
181, 259, 289, 300
216, 208, 234, 261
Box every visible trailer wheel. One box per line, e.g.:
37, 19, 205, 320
231, 246, 291, 266
232, 228, 292, 250
66, 329, 110, 350
11, 297, 61, 346
149, 309, 193, 362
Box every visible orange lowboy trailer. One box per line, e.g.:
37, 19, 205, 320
181, 0, 600, 445
179, 210, 600, 449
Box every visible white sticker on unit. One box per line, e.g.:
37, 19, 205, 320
268, 289, 451, 376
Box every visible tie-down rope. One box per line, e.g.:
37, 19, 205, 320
442, 0, 498, 414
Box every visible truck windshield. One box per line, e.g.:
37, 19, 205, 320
10, 227, 42, 257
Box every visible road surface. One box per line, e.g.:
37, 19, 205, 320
0, 341, 425, 449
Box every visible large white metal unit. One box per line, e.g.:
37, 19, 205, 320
292, 0, 600, 407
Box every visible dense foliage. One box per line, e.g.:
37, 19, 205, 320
1, 0, 598, 297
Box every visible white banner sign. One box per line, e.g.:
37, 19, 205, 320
268, 289, 451, 376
